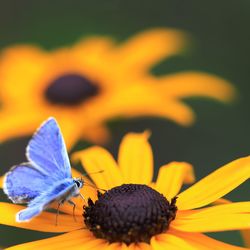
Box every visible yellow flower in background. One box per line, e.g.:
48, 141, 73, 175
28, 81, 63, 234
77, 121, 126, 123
0, 29, 235, 148
1, 132, 250, 250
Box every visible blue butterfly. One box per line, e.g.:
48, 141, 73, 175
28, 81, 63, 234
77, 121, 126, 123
3, 117, 85, 223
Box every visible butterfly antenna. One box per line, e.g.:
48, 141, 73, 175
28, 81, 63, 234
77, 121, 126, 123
83, 181, 107, 192
80, 170, 106, 192
82, 170, 104, 178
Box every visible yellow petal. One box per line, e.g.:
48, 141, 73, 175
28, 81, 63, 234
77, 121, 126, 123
177, 156, 250, 210
81, 124, 111, 145
115, 28, 186, 75
0, 46, 47, 105
155, 162, 195, 200
188, 201, 250, 216
118, 132, 153, 184
0, 111, 44, 143
72, 147, 123, 190
5, 230, 107, 250
151, 233, 195, 250
172, 202, 250, 232
73, 36, 114, 59
198, 198, 250, 248
212, 198, 232, 205
178, 198, 250, 248
105, 243, 128, 250
136, 243, 153, 250
158, 72, 235, 102
105, 84, 195, 126
0, 110, 80, 150
166, 230, 250, 250
128, 243, 152, 250
0, 202, 82, 232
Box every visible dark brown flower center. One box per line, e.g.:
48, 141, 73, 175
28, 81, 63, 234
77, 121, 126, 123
45, 74, 99, 105
83, 184, 177, 244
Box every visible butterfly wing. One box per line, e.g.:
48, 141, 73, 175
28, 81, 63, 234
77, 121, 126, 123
3, 163, 53, 203
26, 117, 71, 180
16, 179, 76, 222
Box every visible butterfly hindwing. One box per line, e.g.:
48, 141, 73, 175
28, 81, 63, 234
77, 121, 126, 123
3, 163, 53, 203
16, 179, 76, 222
16, 205, 44, 222
26, 117, 71, 180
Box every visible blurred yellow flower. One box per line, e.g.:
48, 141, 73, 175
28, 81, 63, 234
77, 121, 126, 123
0, 29, 234, 148
1, 132, 250, 250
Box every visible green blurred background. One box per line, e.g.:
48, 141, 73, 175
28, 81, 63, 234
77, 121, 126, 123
0, 0, 250, 248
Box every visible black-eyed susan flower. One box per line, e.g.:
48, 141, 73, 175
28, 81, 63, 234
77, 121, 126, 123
1, 132, 250, 250
0, 29, 235, 148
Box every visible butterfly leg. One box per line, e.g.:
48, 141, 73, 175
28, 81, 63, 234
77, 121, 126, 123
68, 199, 77, 222
56, 201, 63, 226
79, 193, 87, 204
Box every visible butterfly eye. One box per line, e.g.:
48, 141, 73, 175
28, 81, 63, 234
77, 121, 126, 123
75, 180, 82, 188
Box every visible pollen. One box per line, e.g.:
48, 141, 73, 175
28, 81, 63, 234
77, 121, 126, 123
83, 184, 177, 244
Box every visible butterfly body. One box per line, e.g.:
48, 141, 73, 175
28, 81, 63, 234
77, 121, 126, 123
3, 117, 84, 222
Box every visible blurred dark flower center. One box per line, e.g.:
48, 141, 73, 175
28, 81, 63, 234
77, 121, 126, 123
45, 74, 99, 105
84, 184, 177, 244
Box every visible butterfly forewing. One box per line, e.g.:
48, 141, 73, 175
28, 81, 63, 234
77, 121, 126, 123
26, 117, 72, 180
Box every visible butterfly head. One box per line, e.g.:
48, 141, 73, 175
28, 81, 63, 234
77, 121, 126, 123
73, 177, 84, 189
